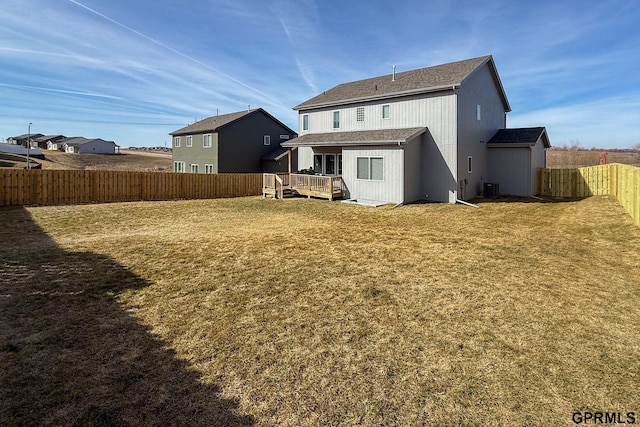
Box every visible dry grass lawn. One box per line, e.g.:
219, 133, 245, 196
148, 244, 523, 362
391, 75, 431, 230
1, 196, 639, 426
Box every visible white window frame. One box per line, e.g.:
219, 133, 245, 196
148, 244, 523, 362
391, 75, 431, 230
302, 114, 309, 131
356, 107, 365, 122
263, 135, 271, 146
205, 164, 214, 174
356, 156, 384, 181
186, 135, 193, 147
174, 136, 181, 148
280, 134, 290, 140
332, 110, 340, 129
382, 104, 390, 119
477, 104, 481, 121
190, 163, 199, 173
203, 134, 212, 148
173, 161, 185, 173
467, 156, 473, 173
338, 154, 343, 175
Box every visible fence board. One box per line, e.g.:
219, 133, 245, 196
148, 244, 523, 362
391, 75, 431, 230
0, 170, 263, 207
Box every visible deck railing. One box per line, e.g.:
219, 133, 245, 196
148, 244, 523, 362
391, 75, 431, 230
263, 173, 343, 200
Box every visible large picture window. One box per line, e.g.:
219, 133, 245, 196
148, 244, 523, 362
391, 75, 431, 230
357, 157, 383, 180
313, 154, 323, 174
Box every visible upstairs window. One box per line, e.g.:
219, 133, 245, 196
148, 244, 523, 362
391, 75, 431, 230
186, 135, 193, 147
302, 114, 309, 131
203, 134, 212, 148
382, 104, 390, 119
174, 136, 181, 147
356, 107, 365, 122
264, 135, 271, 145
477, 104, 482, 121
332, 111, 340, 129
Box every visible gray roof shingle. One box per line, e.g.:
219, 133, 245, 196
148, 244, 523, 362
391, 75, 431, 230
281, 127, 426, 147
488, 127, 550, 148
171, 109, 259, 136
294, 55, 509, 111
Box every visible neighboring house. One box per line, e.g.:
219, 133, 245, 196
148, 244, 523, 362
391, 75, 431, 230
62, 137, 118, 154
0, 142, 44, 159
282, 55, 550, 203
170, 108, 297, 174
7, 134, 44, 147
34, 135, 66, 150
487, 127, 550, 197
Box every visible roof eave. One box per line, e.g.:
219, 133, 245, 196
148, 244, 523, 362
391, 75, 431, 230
293, 85, 460, 111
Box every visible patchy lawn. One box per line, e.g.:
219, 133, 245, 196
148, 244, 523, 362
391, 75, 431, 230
1, 196, 639, 426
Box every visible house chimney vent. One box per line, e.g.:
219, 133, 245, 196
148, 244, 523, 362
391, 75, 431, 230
392, 65, 396, 82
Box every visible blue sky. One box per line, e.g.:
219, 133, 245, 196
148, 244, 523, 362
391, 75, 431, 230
1, 0, 638, 148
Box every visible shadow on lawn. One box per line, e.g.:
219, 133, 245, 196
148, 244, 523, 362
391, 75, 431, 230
0, 207, 253, 426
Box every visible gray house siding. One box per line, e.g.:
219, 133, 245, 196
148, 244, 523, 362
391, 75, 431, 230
403, 138, 422, 202
218, 113, 296, 173
488, 147, 531, 196
456, 63, 508, 199
173, 133, 219, 173
342, 146, 404, 204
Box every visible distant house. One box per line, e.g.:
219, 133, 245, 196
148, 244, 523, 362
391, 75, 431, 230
62, 137, 118, 154
281, 55, 550, 203
7, 134, 44, 147
170, 108, 297, 174
33, 135, 66, 150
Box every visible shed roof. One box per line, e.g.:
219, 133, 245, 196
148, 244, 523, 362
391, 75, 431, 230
487, 127, 551, 148
281, 127, 426, 148
294, 55, 510, 112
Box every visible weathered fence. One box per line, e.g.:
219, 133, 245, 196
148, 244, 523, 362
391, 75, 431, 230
539, 163, 640, 227
0, 170, 263, 207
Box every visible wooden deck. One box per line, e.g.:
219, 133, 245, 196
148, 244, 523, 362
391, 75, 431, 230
263, 173, 343, 201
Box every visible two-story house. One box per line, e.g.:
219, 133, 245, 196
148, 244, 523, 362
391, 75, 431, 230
282, 55, 549, 203
170, 108, 297, 174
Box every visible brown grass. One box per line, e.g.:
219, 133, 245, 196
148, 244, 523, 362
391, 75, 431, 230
1, 196, 639, 426
40, 149, 172, 171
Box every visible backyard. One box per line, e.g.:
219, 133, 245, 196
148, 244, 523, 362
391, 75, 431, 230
1, 196, 639, 426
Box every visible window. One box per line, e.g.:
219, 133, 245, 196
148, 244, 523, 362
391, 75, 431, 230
467, 156, 473, 173
332, 111, 340, 129
477, 104, 481, 121
338, 154, 343, 175
356, 107, 365, 122
302, 114, 309, 131
203, 134, 212, 148
174, 137, 181, 148
205, 164, 214, 174
263, 135, 271, 146
357, 157, 383, 180
313, 154, 323, 174
190, 164, 199, 173
382, 104, 390, 119
173, 161, 185, 173
186, 136, 193, 147
280, 134, 290, 140
325, 154, 336, 175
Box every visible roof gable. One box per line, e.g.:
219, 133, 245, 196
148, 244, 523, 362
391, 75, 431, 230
294, 55, 510, 111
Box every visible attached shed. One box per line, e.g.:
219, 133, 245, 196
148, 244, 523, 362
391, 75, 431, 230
487, 127, 551, 197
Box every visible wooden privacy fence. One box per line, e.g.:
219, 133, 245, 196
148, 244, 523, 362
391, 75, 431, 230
0, 170, 263, 207
539, 163, 640, 227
